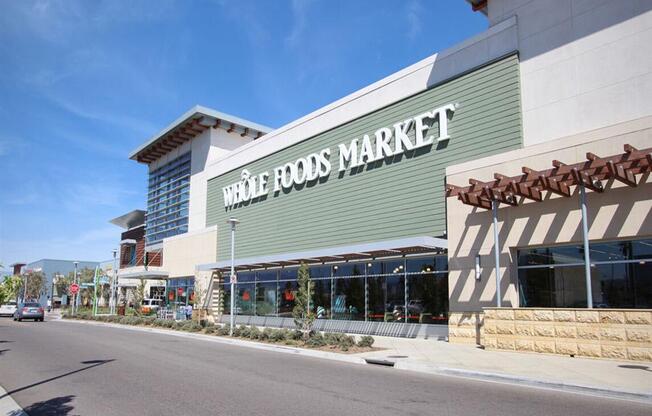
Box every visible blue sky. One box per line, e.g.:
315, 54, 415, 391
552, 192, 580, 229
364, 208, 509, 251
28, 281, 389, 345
0, 0, 486, 271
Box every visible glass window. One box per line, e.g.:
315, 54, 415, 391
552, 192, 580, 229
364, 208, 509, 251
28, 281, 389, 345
278, 280, 298, 317
312, 279, 330, 319
333, 277, 364, 320
280, 267, 298, 281
407, 273, 448, 324
256, 270, 278, 282
221, 283, 231, 315
236, 283, 255, 315
237, 272, 255, 282
518, 266, 587, 308
255, 281, 277, 316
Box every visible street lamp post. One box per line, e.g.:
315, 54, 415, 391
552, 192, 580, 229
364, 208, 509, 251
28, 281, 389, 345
226, 218, 239, 336
73, 261, 79, 316
110, 249, 118, 315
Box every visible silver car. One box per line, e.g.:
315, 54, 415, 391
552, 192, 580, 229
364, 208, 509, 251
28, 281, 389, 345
13, 302, 44, 322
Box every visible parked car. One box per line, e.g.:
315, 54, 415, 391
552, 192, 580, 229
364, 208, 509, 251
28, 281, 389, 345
141, 299, 162, 315
0, 301, 17, 317
13, 302, 44, 322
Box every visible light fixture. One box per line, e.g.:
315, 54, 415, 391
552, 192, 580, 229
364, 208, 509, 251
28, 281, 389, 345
367, 263, 372, 268
475, 255, 481, 281
399, 265, 404, 270
333, 265, 338, 270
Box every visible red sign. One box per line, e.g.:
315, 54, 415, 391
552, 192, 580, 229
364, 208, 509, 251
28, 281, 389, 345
177, 287, 184, 296
70, 283, 80, 295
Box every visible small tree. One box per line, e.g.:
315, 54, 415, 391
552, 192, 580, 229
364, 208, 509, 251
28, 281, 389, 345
292, 263, 315, 336
19, 271, 46, 301
133, 278, 146, 315
192, 275, 210, 321
0, 275, 22, 305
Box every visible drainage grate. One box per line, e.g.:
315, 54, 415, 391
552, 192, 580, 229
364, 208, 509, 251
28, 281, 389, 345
387, 355, 408, 358
365, 358, 396, 367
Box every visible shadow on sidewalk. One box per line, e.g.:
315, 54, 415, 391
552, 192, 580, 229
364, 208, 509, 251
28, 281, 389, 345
619, 364, 652, 372
0, 359, 115, 399
8, 395, 75, 416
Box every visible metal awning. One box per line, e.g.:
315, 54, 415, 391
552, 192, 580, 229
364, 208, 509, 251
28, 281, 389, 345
117, 269, 169, 279
197, 236, 447, 272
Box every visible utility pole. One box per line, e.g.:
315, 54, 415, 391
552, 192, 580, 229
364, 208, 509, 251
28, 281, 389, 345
110, 249, 118, 315
73, 261, 79, 315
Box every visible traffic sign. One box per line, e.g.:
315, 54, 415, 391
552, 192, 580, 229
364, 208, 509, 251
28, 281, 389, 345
70, 283, 80, 294
231, 274, 237, 283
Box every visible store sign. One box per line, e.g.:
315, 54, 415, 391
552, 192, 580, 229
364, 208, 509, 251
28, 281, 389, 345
222, 103, 456, 208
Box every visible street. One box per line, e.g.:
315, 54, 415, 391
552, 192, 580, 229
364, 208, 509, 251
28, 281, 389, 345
0, 318, 650, 416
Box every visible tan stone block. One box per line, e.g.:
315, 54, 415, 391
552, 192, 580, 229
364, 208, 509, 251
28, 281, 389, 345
534, 340, 555, 353
458, 316, 478, 327
625, 311, 652, 325
555, 326, 577, 339
484, 322, 497, 335
553, 310, 575, 322
496, 309, 515, 321
556, 342, 578, 355
577, 327, 600, 340
577, 343, 601, 357
451, 327, 476, 338
496, 323, 515, 335
515, 339, 534, 351
599, 328, 626, 342
627, 347, 652, 362
600, 311, 625, 324
514, 309, 534, 321
534, 325, 555, 337
576, 311, 599, 323
533, 310, 554, 321
601, 345, 628, 360
484, 309, 497, 320
496, 338, 515, 350
484, 337, 498, 349
626, 329, 651, 343
515, 324, 534, 336
448, 313, 461, 326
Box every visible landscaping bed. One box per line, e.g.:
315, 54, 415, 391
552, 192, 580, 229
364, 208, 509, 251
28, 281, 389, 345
63, 313, 376, 353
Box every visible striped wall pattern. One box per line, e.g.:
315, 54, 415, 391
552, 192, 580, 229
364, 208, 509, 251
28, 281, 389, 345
207, 54, 522, 261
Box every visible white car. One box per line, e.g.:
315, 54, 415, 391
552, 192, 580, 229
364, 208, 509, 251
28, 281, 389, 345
0, 301, 17, 317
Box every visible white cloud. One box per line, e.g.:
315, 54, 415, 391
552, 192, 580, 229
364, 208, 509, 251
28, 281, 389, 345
406, 0, 423, 41
285, 0, 313, 49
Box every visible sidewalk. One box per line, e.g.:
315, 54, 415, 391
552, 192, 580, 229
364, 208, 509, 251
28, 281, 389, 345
356, 336, 652, 400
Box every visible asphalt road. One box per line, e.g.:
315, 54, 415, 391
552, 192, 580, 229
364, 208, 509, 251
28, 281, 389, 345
0, 317, 650, 416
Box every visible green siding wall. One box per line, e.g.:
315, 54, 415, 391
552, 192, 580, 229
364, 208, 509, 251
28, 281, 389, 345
207, 54, 522, 261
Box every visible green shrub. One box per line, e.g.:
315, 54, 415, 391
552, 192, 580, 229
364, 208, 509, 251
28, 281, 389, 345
239, 325, 251, 338
187, 322, 203, 332
217, 324, 230, 336
291, 329, 303, 340
269, 328, 285, 342
249, 325, 261, 340
142, 317, 156, 326
261, 327, 273, 340
153, 319, 166, 327
338, 335, 355, 351
323, 332, 341, 346
162, 320, 174, 328
305, 332, 326, 347
204, 325, 216, 334
357, 336, 374, 348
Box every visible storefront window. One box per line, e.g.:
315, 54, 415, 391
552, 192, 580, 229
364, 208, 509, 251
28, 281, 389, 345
406, 256, 448, 324
312, 279, 331, 319
332, 263, 364, 320
255, 281, 277, 316
166, 277, 195, 310
222, 283, 231, 315
517, 239, 652, 308
278, 280, 298, 317
237, 283, 255, 315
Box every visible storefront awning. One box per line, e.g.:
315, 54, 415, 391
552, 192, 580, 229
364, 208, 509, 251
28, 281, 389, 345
117, 268, 169, 279
197, 236, 447, 272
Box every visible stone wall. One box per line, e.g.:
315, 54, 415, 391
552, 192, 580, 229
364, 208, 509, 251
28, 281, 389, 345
448, 312, 484, 345
483, 308, 652, 362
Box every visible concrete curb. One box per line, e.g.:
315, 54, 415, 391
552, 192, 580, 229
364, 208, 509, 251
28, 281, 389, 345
56, 319, 652, 404
0, 383, 27, 416
55, 319, 367, 366
392, 360, 652, 404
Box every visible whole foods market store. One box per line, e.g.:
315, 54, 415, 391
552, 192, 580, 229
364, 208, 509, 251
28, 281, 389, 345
198, 54, 523, 339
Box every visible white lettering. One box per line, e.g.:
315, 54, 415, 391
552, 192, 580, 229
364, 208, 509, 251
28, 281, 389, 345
358, 134, 376, 165
338, 139, 359, 172
374, 127, 393, 159
319, 148, 331, 176
434, 103, 455, 141
413, 110, 435, 148
295, 157, 308, 185
393, 119, 415, 154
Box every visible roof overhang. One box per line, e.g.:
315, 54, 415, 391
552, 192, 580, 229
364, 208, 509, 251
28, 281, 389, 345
110, 210, 146, 229
117, 268, 169, 279
129, 105, 273, 164
197, 236, 447, 272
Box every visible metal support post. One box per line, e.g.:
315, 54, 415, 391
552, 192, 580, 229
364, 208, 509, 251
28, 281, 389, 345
578, 183, 594, 308
492, 200, 502, 307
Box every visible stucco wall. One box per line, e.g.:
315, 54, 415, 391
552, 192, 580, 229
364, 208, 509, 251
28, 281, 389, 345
488, 0, 652, 146
162, 226, 218, 278
445, 116, 652, 344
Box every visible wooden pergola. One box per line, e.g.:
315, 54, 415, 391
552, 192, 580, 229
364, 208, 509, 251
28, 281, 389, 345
445, 143, 651, 308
